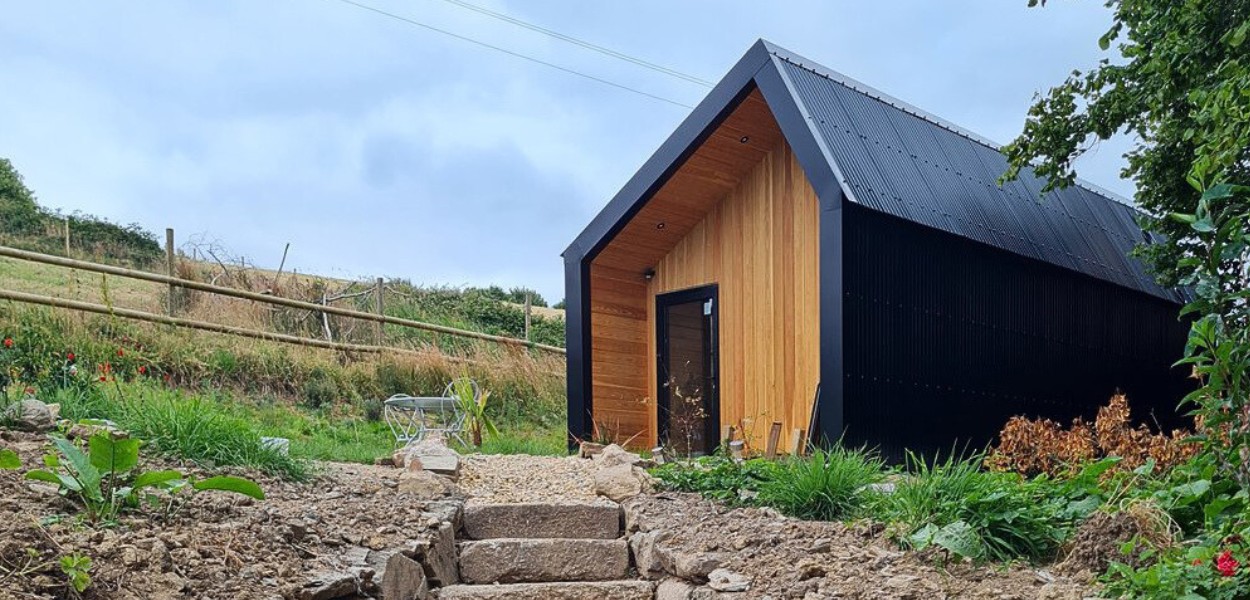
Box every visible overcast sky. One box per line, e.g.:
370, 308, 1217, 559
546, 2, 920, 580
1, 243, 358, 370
0, 1, 1129, 303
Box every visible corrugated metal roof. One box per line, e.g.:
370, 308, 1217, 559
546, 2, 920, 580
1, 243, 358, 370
773, 51, 1185, 303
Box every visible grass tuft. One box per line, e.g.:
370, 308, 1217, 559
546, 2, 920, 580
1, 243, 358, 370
759, 445, 885, 521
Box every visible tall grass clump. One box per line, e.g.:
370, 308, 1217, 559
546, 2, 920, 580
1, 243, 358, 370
758, 445, 885, 520
52, 383, 311, 481
878, 451, 1068, 563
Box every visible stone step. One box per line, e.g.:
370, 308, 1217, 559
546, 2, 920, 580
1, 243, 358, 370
462, 503, 621, 540
458, 538, 629, 584
438, 580, 654, 600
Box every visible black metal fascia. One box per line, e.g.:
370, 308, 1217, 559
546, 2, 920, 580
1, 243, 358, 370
562, 39, 777, 262
755, 45, 850, 446
564, 254, 592, 448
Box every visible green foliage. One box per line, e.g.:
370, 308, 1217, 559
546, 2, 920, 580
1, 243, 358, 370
379, 282, 564, 348
759, 446, 885, 521
1, 447, 20, 469
1103, 524, 1250, 599
1002, 1, 1250, 285
650, 455, 781, 505
450, 376, 498, 447
0, 157, 160, 266
23, 432, 264, 523
1171, 184, 1250, 491
875, 452, 1076, 563
58, 552, 92, 596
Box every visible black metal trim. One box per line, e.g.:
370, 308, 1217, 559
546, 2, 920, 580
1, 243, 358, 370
564, 255, 592, 449
655, 284, 720, 454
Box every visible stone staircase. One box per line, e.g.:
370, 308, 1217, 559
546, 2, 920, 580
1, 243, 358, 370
438, 502, 654, 600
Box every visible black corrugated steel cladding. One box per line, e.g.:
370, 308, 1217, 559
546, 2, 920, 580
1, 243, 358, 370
843, 205, 1192, 460
778, 55, 1187, 305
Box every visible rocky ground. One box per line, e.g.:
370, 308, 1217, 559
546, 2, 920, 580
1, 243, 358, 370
625, 493, 1098, 600
0, 430, 454, 600
2, 431, 1102, 599
457, 454, 612, 506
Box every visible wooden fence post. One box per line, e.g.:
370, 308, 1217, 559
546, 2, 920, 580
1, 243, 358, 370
165, 228, 176, 316
63, 217, 70, 257
524, 292, 532, 341
765, 421, 783, 459
374, 277, 384, 345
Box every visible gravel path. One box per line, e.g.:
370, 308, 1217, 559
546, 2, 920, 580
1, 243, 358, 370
458, 454, 614, 506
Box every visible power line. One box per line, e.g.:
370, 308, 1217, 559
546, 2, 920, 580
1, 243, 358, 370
433, 0, 714, 88
330, 0, 695, 109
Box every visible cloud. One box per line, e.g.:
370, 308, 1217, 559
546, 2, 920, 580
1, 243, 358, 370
0, 0, 1136, 302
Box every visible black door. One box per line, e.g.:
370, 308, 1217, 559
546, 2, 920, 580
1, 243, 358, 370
656, 285, 719, 456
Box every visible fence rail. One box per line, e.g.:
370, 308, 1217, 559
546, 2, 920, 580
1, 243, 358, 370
0, 245, 566, 356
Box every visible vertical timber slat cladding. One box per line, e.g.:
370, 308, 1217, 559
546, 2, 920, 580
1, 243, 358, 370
647, 140, 820, 449
588, 263, 650, 443
842, 204, 1191, 461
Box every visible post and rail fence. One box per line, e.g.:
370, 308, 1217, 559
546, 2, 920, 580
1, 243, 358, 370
0, 242, 566, 358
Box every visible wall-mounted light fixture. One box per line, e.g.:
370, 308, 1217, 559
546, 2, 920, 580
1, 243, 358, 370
739, 135, 750, 144
643, 267, 655, 280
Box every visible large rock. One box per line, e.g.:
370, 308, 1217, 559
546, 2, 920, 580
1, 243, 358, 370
381, 553, 429, 600
400, 433, 461, 478
594, 464, 654, 502
656, 546, 726, 580
462, 503, 621, 540
629, 531, 667, 579
413, 522, 458, 587
706, 569, 751, 592
437, 581, 654, 600
397, 470, 455, 501
592, 444, 641, 468
458, 538, 629, 584
3, 399, 54, 432
655, 578, 697, 600
295, 571, 359, 600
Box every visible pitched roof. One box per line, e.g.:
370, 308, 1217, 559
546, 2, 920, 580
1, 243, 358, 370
772, 47, 1183, 303
567, 40, 1184, 304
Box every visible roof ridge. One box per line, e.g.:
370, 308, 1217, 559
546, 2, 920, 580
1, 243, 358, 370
766, 46, 1139, 209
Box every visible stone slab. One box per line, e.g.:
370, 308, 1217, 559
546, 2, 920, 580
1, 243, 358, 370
458, 538, 629, 584
438, 581, 654, 600
462, 503, 621, 540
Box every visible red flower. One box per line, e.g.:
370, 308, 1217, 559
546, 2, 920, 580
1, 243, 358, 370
99, 376, 107, 382
138, 365, 147, 375
1217, 551, 1239, 577
66, 352, 75, 361
116, 348, 124, 357
3, 338, 12, 348
1194, 558, 1205, 566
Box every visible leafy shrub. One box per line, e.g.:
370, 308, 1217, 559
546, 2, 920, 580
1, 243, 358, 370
25, 432, 263, 523
301, 368, 341, 410
758, 446, 885, 521
986, 394, 1198, 477
878, 452, 1074, 563
651, 455, 781, 504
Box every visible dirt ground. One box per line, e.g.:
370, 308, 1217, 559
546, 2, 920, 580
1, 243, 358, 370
626, 493, 1098, 600
3, 433, 1102, 600
0, 431, 448, 600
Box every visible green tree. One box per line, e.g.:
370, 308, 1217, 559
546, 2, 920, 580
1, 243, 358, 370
0, 158, 43, 236
1001, 0, 1250, 284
